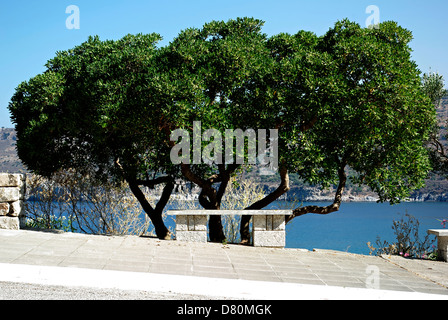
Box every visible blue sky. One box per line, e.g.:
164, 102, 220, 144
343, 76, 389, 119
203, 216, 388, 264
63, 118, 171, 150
0, 0, 447, 128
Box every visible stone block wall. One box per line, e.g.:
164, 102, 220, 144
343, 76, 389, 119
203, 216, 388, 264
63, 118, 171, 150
0, 173, 26, 230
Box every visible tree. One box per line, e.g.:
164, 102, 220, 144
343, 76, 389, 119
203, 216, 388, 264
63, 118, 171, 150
233, 20, 435, 239
162, 18, 435, 242
9, 34, 177, 239
9, 18, 436, 245
165, 18, 325, 243
284, 20, 436, 221
422, 72, 448, 175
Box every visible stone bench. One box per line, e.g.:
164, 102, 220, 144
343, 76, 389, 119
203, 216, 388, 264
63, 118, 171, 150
428, 229, 448, 262
167, 210, 291, 248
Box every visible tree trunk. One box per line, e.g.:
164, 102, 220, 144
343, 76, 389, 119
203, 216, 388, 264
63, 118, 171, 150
209, 215, 226, 242
240, 167, 290, 244
180, 164, 237, 244
127, 178, 172, 240
198, 187, 226, 243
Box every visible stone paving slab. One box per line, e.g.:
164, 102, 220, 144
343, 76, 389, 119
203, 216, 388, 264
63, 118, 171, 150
0, 229, 447, 298
382, 254, 448, 289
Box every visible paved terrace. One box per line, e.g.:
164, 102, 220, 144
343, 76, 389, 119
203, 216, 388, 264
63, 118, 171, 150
0, 229, 447, 299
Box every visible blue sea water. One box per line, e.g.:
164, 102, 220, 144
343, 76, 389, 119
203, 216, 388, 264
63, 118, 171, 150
281, 201, 448, 255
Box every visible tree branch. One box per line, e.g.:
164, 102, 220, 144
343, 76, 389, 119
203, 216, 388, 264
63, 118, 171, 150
433, 138, 448, 160
286, 163, 347, 224
245, 166, 290, 210
181, 164, 207, 188
135, 176, 174, 189
216, 164, 240, 204
299, 116, 318, 132
115, 157, 172, 239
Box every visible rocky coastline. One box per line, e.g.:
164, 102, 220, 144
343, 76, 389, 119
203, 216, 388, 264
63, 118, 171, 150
168, 187, 448, 203
270, 186, 448, 203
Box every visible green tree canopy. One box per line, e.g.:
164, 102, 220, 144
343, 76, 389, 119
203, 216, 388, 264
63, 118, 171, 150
285, 20, 435, 221
9, 34, 177, 239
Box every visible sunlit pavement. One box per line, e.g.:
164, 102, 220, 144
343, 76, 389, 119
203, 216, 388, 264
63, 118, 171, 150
0, 229, 447, 300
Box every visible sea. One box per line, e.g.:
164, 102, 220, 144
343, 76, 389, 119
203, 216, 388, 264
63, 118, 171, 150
277, 201, 448, 255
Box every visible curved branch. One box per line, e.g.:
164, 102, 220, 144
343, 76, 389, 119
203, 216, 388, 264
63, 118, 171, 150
245, 166, 290, 210
181, 164, 207, 188
433, 138, 448, 160
286, 163, 347, 224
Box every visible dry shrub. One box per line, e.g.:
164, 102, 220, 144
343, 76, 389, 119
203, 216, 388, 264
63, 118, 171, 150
25, 170, 153, 236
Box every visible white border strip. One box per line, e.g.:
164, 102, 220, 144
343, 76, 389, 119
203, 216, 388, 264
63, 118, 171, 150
0, 263, 447, 300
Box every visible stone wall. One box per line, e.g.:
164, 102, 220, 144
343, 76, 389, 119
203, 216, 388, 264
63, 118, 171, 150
0, 173, 26, 230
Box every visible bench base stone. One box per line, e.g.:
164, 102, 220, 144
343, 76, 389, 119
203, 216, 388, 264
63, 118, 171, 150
175, 215, 208, 243
252, 215, 285, 248
253, 231, 285, 248
176, 230, 207, 243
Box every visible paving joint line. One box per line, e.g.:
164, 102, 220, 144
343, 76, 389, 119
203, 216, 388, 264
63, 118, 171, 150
259, 253, 284, 282
222, 246, 239, 278
105, 235, 133, 270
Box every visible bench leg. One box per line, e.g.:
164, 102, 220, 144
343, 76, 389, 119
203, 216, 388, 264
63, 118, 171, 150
253, 215, 285, 248
437, 236, 448, 262
175, 215, 207, 243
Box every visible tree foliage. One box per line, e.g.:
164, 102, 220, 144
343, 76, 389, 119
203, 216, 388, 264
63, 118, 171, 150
290, 20, 435, 214
422, 72, 448, 176
10, 34, 177, 238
